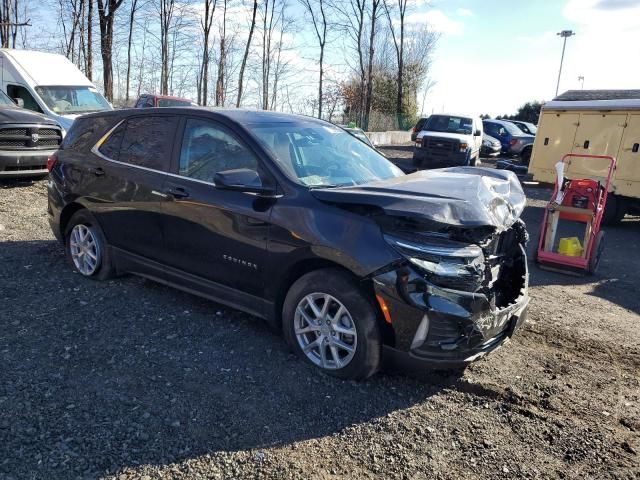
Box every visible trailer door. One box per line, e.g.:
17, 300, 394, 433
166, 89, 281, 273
616, 114, 640, 182
568, 113, 626, 179
531, 112, 579, 181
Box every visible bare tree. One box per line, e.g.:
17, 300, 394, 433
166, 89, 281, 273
97, 0, 124, 101
260, 0, 275, 110
86, 0, 93, 80
363, 0, 382, 130
333, 0, 366, 125
215, 0, 227, 106
236, 0, 257, 107
299, 0, 327, 119
124, 0, 140, 103
0, 0, 30, 48
159, 0, 175, 95
198, 0, 217, 105
383, 0, 408, 121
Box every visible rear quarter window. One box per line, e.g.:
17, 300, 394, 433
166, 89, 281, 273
63, 116, 116, 151
118, 115, 178, 171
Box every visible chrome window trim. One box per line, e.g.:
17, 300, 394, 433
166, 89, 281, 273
89, 118, 267, 191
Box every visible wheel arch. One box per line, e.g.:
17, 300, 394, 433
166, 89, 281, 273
268, 258, 380, 331
59, 202, 88, 240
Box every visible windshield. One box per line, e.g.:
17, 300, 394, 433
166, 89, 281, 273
524, 123, 537, 134
35, 86, 110, 114
424, 115, 473, 135
251, 122, 404, 188
0, 90, 16, 106
157, 98, 193, 107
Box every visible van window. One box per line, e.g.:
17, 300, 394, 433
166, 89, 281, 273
179, 118, 258, 182
119, 116, 178, 171
7, 84, 42, 113
35, 86, 110, 114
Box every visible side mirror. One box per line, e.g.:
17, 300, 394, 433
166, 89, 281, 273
474, 129, 481, 136
214, 168, 274, 195
13, 97, 24, 107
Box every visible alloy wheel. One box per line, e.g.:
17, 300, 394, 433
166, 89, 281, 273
294, 293, 358, 370
69, 224, 101, 276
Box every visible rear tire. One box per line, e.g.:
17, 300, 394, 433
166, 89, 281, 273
65, 210, 115, 281
521, 147, 532, 166
282, 268, 381, 380
587, 231, 605, 275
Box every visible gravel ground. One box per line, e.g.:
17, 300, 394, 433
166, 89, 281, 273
1, 148, 639, 479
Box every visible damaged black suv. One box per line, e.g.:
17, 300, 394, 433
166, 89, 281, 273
48, 109, 529, 380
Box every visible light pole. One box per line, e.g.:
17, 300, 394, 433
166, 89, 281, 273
555, 30, 575, 97
578, 75, 584, 89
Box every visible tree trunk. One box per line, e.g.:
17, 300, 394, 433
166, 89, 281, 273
215, 0, 227, 106
363, 0, 380, 131
125, 0, 137, 103
87, 0, 93, 81
236, 0, 257, 108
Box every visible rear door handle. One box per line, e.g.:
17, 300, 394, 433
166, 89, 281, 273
166, 187, 189, 199
93, 167, 105, 177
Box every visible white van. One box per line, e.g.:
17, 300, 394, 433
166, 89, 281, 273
0, 49, 112, 132
413, 114, 483, 168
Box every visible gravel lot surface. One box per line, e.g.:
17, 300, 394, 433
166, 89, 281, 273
1, 146, 639, 479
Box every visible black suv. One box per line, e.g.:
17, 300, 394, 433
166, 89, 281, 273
0, 90, 62, 177
48, 108, 530, 379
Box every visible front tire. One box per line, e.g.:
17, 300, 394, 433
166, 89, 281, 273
65, 210, 115, 280
282, 268, 381, 380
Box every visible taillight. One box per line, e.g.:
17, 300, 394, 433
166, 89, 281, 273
412, 126, 417, 133
509, 138, 518, 146
47, 154, 58, 172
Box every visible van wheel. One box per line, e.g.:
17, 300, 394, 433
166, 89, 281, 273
282, 269, 381, 380
65, 210, 115, 280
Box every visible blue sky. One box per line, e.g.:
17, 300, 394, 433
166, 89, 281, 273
419, 0, 640, 116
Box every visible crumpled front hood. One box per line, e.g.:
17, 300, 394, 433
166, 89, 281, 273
311, 167, 526, 232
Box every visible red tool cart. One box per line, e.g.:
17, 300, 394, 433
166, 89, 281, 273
535, 153, 617, 275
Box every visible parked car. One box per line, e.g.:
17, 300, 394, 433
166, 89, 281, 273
508, 120, 537, 136
413, 114, 483, 168
0, 49, 112, 132
482, 119, 535, 164
481, 134, 502, 157
48, 108, 530, 380
134, 94, 195, 108
0, 89, 63, 178
411, 117, 428, 142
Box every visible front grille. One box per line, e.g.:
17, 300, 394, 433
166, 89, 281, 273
0, 125, 62, 149
423, 137, 457, 154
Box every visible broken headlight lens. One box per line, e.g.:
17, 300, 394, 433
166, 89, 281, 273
385, 234, 485, 289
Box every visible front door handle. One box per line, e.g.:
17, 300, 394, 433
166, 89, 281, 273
93, 167, 105, 177
166, 187, 189, 199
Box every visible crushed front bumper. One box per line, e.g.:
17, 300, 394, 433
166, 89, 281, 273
372, 246, 529, 369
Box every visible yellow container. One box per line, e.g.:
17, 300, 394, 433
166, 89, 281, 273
558, 237, 583, 257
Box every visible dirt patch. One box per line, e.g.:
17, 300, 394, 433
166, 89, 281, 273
1, 161, 638, 479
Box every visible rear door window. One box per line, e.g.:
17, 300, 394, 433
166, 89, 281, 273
98, 122, 126, 160
118, 116, 178, 171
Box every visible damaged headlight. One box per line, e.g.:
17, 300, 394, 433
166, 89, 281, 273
385, 234, 485, 290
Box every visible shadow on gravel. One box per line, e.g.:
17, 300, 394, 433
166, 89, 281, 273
0, 239, 469, 479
